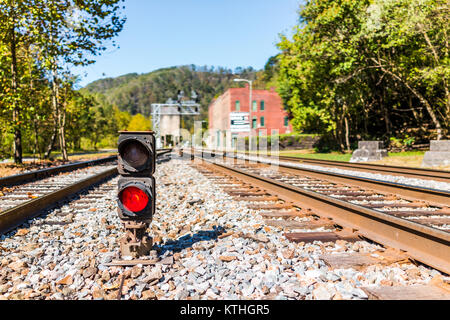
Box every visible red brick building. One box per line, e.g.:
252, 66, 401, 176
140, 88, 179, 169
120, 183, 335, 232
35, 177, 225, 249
207, 84, 292, 149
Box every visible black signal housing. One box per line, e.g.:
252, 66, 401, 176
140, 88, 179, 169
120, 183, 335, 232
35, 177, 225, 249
118, 131, 156, 176
117, 131, 156, 223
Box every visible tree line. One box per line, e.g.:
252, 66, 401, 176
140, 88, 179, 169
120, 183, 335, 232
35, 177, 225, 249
83, 65, 260, 135
275, 0, 449, 151
84, 65, 259, 118
0, 0, 127, 164
4, 0, 444, 163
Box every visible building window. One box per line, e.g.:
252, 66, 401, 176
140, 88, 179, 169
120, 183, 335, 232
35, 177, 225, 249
260, 100, 265, 111
260, 116, 265, 127
284, 116, 289, 127
235, 100, 240, 111
252, 101, 257, 112
252, 117, 257, 129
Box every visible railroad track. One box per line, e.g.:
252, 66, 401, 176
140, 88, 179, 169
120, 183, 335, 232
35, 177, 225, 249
1, 153, 448, 300
196, 149, 450, 183
189, 152, 450, 278
276, 156, 450, 183
0, 149, 171, 235
0, 155, 117, 188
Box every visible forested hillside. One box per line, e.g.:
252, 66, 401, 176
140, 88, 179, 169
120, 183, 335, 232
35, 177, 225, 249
83, 65, 261, 119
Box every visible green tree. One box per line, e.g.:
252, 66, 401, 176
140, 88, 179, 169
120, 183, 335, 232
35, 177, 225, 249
29, 0, 126, 160
127, 113, 151, 131
276, 0, 449, 151
114, 106, 132, 131
277, 0, 368, 150
360, 0, 449, 139
0, 0, 34, 163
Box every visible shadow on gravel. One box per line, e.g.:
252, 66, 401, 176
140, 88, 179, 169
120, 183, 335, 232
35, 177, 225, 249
153, 225, 226, 257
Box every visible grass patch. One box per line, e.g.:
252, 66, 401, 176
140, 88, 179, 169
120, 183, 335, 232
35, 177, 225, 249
249, 148, 449, 170
267, 149, 352, 162
367, 153, 425, 168
67, 151, 117, 161
387, 151, 425, 157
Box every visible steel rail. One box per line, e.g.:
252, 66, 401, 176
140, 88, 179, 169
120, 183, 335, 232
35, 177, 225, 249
195, 150, 450, 207
0, 150, 172, 236
202, 159, 450, 275
277, 155, 450, 183
275, 163, 450, 208
197, 149, 450, 183
0, 149, 172, 188
0, 155, 118, 188
0, 167, 117, 235
155, 149, 173, 157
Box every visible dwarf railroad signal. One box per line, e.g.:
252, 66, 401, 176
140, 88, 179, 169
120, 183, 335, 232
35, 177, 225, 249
117, 131, 156, 257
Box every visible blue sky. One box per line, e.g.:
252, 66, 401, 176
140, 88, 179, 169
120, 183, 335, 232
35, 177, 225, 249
74, 0, 301, 87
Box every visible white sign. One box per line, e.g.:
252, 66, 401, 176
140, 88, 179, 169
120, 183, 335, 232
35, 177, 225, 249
230, 112, 250, 132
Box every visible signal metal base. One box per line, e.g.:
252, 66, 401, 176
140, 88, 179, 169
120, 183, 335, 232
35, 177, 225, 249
120, 221, 153, 258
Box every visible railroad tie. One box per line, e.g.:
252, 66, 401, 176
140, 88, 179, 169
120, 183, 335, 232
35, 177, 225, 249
246, 202, 294, 210
258, 209, 311, 218
264, 217, 335, 230
360, 285, 450, 300
284, 231, 361, 243
232, 195, 279, 202
319, 248, 410, 270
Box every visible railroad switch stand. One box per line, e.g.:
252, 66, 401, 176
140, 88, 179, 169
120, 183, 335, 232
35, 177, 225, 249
120, 221, 153, 258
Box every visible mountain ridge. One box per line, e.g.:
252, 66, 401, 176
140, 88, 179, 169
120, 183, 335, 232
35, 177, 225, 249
83, 65, 260, 117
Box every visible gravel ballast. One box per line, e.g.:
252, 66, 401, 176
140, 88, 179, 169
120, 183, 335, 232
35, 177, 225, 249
0, 158, 447, 300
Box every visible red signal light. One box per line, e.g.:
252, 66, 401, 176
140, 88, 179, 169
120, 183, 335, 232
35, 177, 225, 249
119, 186, 149, 212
